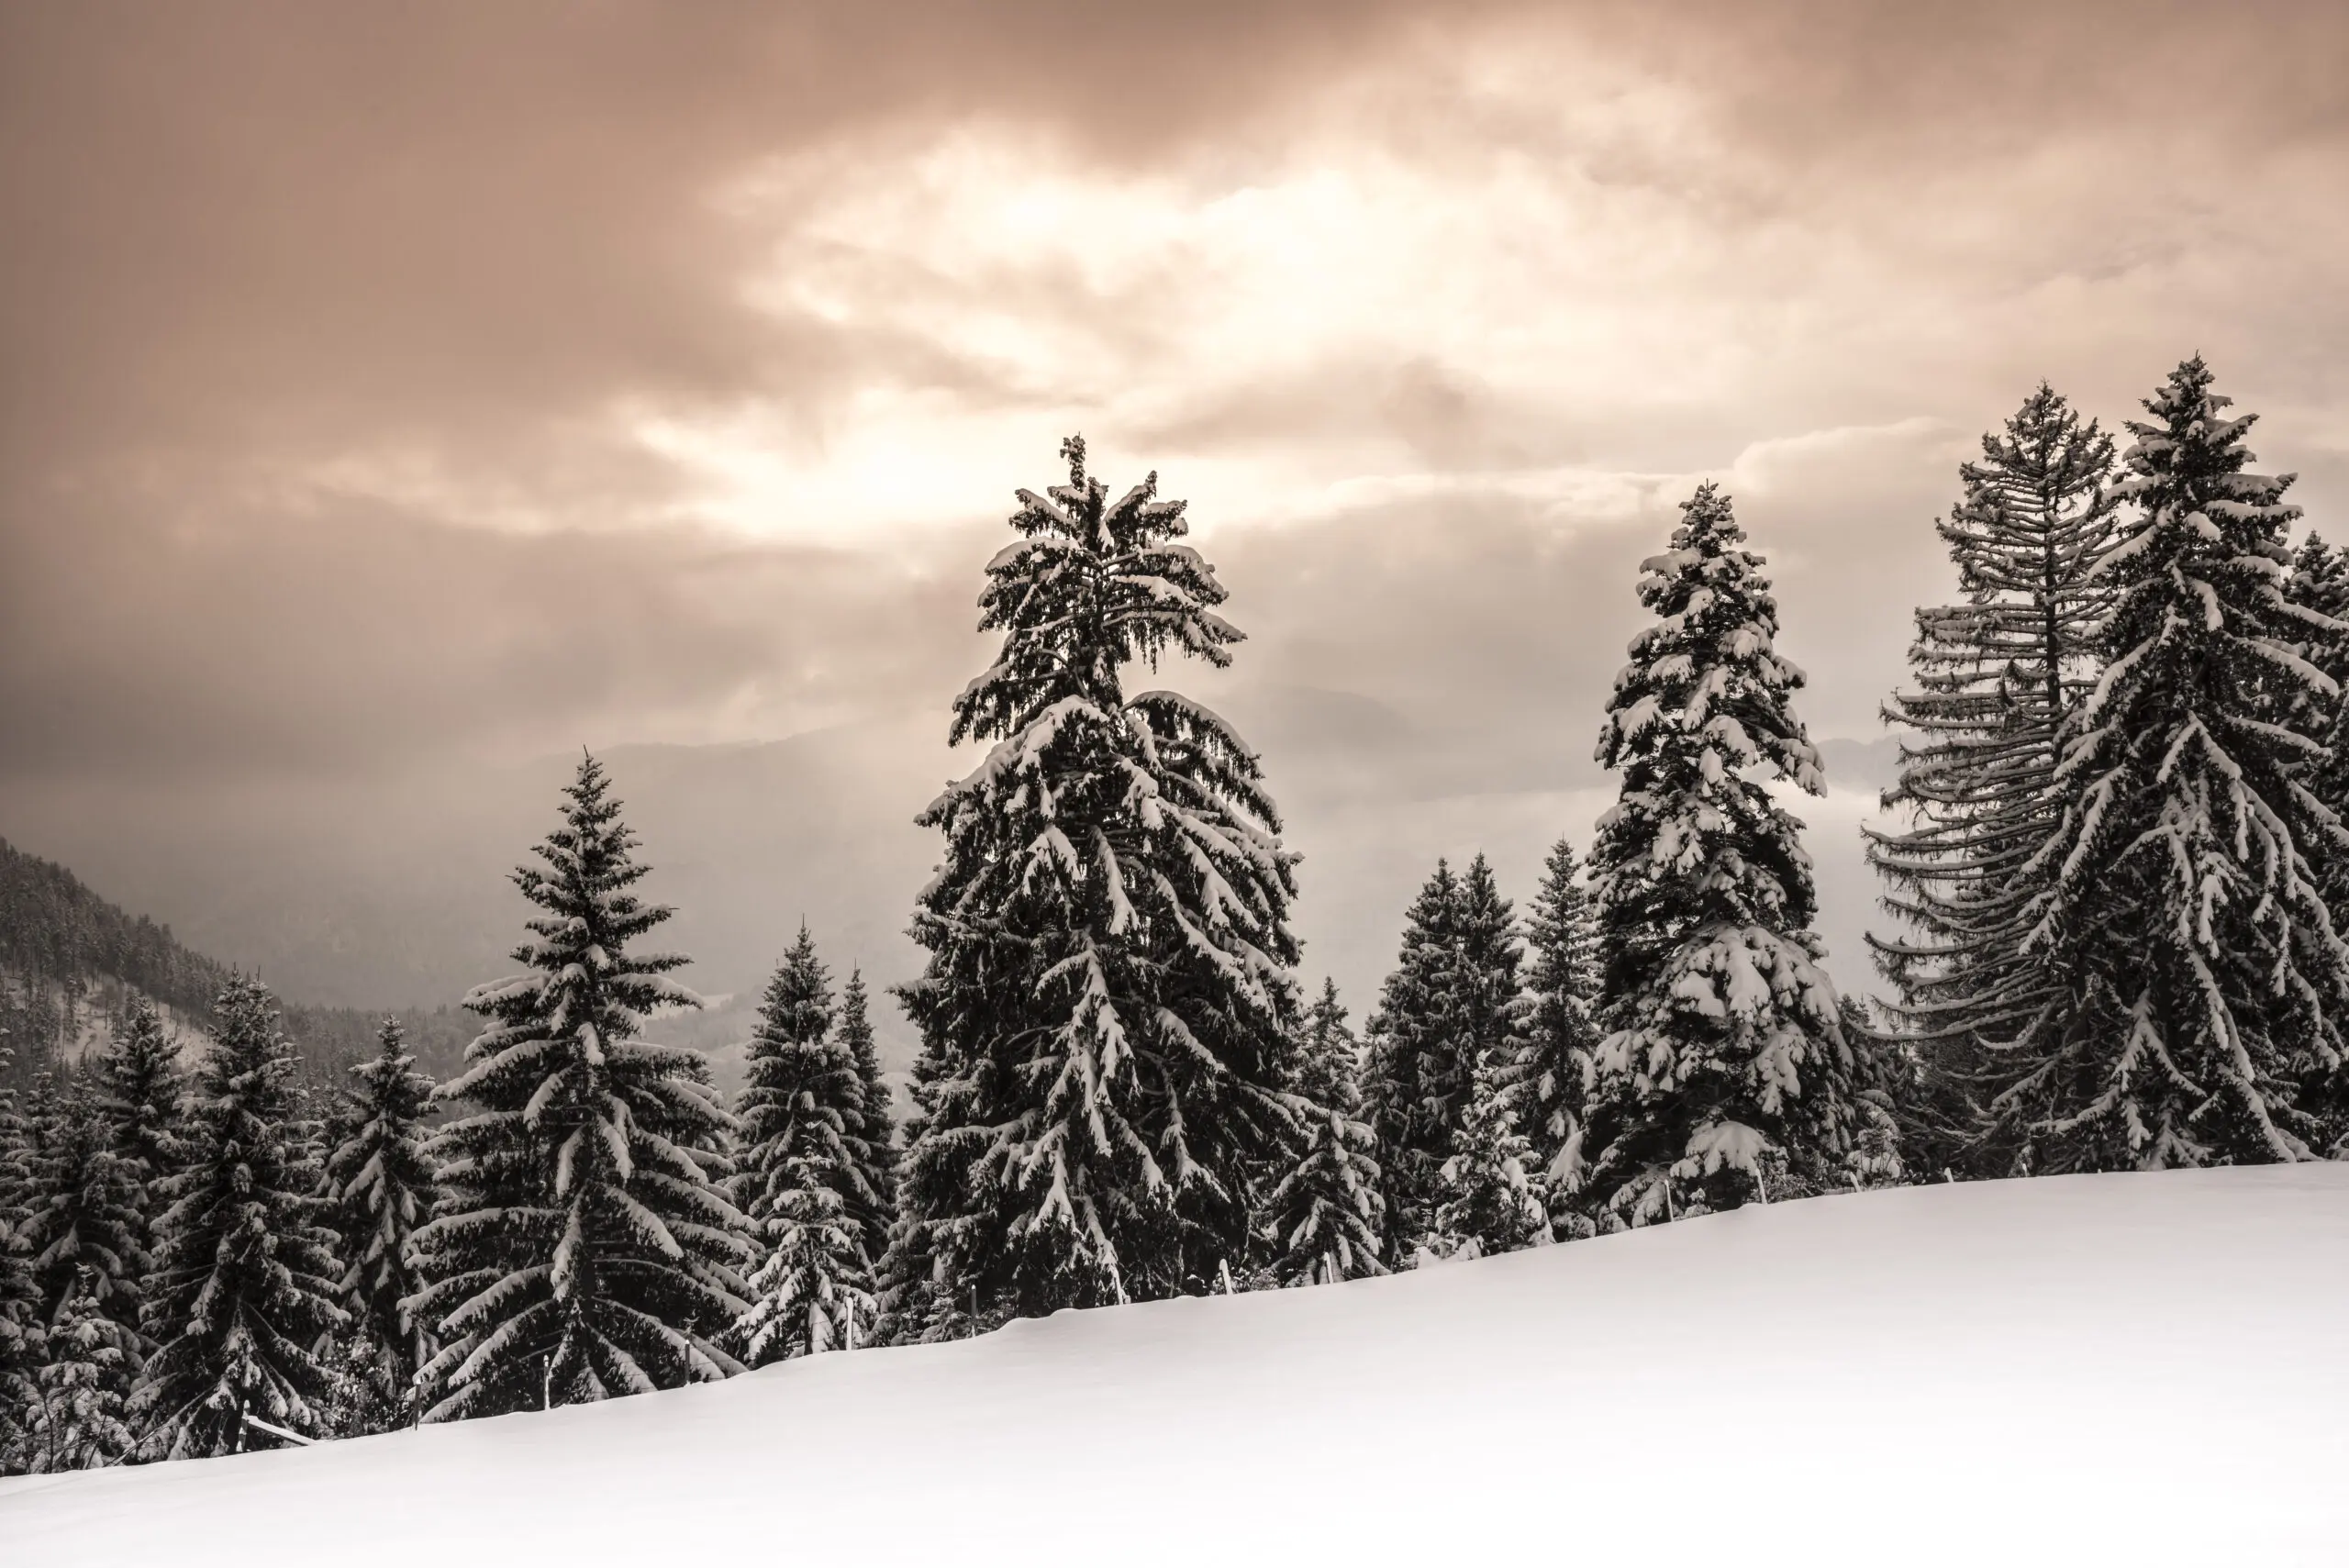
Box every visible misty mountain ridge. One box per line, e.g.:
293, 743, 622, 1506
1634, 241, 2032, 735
0, 833, 477, 1089
0, 712, 1911, 1100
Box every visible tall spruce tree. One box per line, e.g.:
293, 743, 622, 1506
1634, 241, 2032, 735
0, 1036, 41, 1473
93, 999, 181, 1316
2285, 534, 2349, 702
885, 436, 1301, 1329
1453, 855, 1528, 1085
1437, 855, 1529, 1242
2002, 359, 2349, 1169
729, 927, 874, 1364
872, 1029, 996, 1348
132, 977, 346, 1459
1362, 862, 1464, 1254
0, 1039, 28, 1218
322, 1018, 437, 1429
1510, 836, 1601, 1211
2288, 534, 2349, 951
19, 1069, 59, 1187
19, 1084, 147, 1340
1578, 483, 1891, 1228
411, 755, 749, 1420
836, 968, 898, 1269
1361, 854, 1524, 1253
95, 1000, 182, 1189
1267, 981, 1386, 1286
1867, 384, 2121, 1173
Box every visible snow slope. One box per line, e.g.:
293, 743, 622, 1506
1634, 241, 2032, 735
6, 1167, 2345, 1566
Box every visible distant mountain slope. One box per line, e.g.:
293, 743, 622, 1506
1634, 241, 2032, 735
0, 721, 953, 1096
0, 834, 473, 1088
0, 712, 1913, 1093
0, 833, 232, 1021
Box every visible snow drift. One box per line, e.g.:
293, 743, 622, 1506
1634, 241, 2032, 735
6, 1166, 2345, 1566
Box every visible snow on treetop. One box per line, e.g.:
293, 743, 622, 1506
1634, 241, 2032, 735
1678, 1117, 1772, 1177
985, 534, 1077, 576
1127, 688, 1251, 751
1010, 489, 1082, 536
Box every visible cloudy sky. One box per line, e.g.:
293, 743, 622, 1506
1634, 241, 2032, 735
4, 2, 2344, 1049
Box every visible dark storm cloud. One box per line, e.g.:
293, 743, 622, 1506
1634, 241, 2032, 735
0, 0, 1536, 781
1645, 0, 2348, 155
0, 0, 1505, 461
5, 0, 2342, 780
0, 479, 993, 779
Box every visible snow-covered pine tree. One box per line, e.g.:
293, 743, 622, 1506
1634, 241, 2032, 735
19, 1084, 147, 1340
410, 756, 747, 1420
311, 1072, 361, 1197
1837, 995, 1910, 1190
1453, 854, 1528, 1086
2286, 534, 2349, 691
729, 927, 875, 1364
1508, 835, 1599, 1214
733, 1178, 870, 1363
321, 1018, 437, 1430
836, 968, 897, 1268
18, 1068, 59, 1184
1578, 483, 1889, 1228
23, 1266, 136, 1472
870, 1032, 996, 1348
132, 977, 346, 1459
0, 1040, 28, 1220
1133, 683, 1306, 1292
886, 436, 1301, 1327
95, 999, 182, 1189
1361, 861, 1464, 1253
1267, 981, 1386, 1286
1456, 850, 1531, 1047
1866, 384, 2121, 1175
1361, 854, 1524, 1252
1432, 855, 1531, 1249
2003, 359, 2349, 1169
0, 1036, 41, 1473
1428, 1045, 1547, 1262
93, 999, 181, 1312
2287, 534, 2349, 945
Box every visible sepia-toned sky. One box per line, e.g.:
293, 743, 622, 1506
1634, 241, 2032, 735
4, 1, 2346, 1037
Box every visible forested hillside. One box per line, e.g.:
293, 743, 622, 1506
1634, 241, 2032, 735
0, 836, 473, 1089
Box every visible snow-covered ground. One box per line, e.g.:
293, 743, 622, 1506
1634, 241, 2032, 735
6, 1166, 2344, 1566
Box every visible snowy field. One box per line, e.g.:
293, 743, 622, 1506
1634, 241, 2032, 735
5, 1166, 2343, 1567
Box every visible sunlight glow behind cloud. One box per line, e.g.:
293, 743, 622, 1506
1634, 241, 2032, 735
649, 53, 1821, 545
6, 0, 2344, 1015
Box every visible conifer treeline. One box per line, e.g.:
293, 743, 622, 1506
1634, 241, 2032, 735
1872, 360, 2349, 1173
1, 356, 2342, 1474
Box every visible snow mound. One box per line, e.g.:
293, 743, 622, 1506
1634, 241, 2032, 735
7, 1167, 2346, 1566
